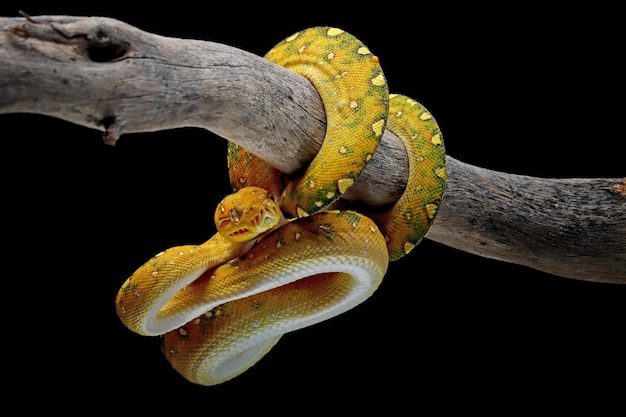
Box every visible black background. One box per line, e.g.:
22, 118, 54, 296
2, 2, 624, 412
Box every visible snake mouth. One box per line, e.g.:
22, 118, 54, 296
228, 207, 281, 240
228, 227, 254, 240
222, 204, 282, 242
229, 227, 251, 237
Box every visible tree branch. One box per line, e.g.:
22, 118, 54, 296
1, 15, 624, 283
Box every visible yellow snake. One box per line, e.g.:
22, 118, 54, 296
115, 27, 446, 386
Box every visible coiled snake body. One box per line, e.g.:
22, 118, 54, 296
116, 27, 446, 386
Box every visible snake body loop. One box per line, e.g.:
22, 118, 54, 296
161, 211, 388, 385
115, 27, 446, 386
368, 94, 446, 260
264, 27, 389, 218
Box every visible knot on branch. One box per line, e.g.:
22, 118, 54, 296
8, 12, 130, 63
80, 29, 130, 62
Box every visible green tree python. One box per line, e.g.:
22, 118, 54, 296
115, 27, 446, 386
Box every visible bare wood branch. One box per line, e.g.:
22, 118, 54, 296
1, 15, 624, 283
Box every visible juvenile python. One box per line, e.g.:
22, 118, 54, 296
115, 27, 446, 386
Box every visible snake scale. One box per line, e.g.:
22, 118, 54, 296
115, 27, 446, 386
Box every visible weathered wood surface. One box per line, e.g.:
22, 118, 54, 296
1, 15, 624, 283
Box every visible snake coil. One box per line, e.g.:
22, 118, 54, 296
115, 27, 446, 386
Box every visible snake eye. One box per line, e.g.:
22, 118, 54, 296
230, 208, 241, 223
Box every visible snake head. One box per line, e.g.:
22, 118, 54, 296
215, 186, 283, 242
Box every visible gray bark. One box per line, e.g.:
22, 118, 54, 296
1, 15, 624, 283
